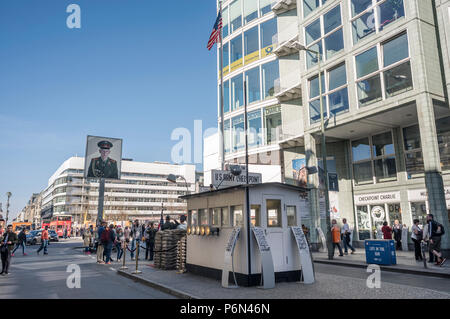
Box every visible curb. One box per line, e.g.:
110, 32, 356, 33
313, 259, 450, 279
117, 270, 199, 299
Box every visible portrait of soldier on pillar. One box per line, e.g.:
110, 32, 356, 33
85, 136, 122, 180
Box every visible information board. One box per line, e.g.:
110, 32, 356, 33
251, 227, 275, 289
291, 227, 315, 284
222, 228, 241, 288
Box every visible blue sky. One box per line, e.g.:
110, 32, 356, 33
0, 0, 219, 218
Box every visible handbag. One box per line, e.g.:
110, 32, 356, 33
0, 245, 8, 254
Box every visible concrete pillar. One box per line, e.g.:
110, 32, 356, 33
305, 133, 321, 247
416, 94, 450, 256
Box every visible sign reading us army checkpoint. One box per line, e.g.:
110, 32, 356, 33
211, 170, 262, 188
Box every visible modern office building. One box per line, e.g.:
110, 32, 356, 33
40, 157, 196, 227
214, 0, 450, 253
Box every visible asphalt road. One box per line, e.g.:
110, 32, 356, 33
0, 239, 176, 299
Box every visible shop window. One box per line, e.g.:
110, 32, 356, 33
351, 0, 404, 44
304, 4, 343, 69
232, 205, 244, 226
232, 114, 245, 151
211, 208, 221, 226
244, 0, 258, 24
267, 199, 282, 227
388, 203, 402, 225
248, 109, 262, 148
370, 205, 387, 238
222, 207, 231, 227
262, 60, 279, 99
436, 116, 450, 171
264, 105, 282, 144
411, 202, 428, 228
245, 66, 261, 104
251, 205, 261, 227
287, 206, 297, 226
230, 0, 242, 33
403, 124, 424, 178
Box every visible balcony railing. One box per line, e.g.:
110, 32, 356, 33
274, 71, 302, 102
272, 0, 297, 15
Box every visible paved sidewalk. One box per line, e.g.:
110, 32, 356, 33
312, 250, 450, 278
113, 256, 450, 299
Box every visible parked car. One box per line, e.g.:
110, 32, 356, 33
26, 229, 59, 245
48, 230, 59, 242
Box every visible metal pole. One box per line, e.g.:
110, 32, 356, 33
120, 242, 128, 270
317, 54, 333, 260
219, 0, 225, 170
132, 241, 142, 274
244, 80, 252, 284
97, 178, 105, 227
6, 192, 11, 225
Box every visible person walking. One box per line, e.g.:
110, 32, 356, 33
102, 224, 116, 265
115, 226, 124, 262
37, 226, 49, 255
392, 220, 402, 250
130, 220, 141, 260
1, 225, 18, 275
12, 228, 27, 256
411, 219, 423, 261
96, 222, 107, 264
331, 219, 344, 257
424, 214, 446, 266
381, 222, 392, 239
341, 218, 355, 255
83, 226, 93, 254
144, 222, 157, 261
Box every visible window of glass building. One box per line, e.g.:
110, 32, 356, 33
355, 32, 411, 107
304, 4, 343, 68
230, 35, 243, 70
260, 18, 278, 56
287, 206, 297, 226
251, 205, 261, 227
260, 0, 273, 16
264, 105, 282, 144
244, 0, 258, 24
245, 66, 261, 104
230, 0, 242, 33
267, 199, 282, 227
352, 132, 397, 185
231, 74, 244, 110
223, 6, 229, 38
223, 80, 230, 113
244, 26, 260, 65
224, 119, 231, 154
308, 63, 348, 123
232, 205, 244, 226
351, 0, 405, 44
436, 116, 450, 172
232, 114, 245, 151
262, 60, 279, 99
248, 109, 262, 148
303, 0, 327, 18
223, 42, 230, 68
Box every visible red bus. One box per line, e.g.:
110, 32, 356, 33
43, 215, 72, 237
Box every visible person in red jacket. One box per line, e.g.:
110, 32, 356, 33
37, 226, 49, 255
331, 219, 344, 257
381, 222, 392, 239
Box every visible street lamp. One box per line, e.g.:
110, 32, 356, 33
294, 42, 333, 260
6, 192, 12, 225
166, 174, 190, 194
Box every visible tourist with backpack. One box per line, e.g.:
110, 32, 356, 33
424, 214, 446, 266
96, 222, 107, 264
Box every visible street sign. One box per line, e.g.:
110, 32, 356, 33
211, 170, 262, 188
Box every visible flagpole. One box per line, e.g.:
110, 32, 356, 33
219, 0, 225, 170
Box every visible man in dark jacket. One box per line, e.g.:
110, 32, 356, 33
1, 225, 18, 275
144, 222, 157, 261
161, 216, 179, 230
426, 214, 446, 266
12, 228, 27, 256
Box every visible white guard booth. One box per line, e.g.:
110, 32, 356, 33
181, 182, 314, 287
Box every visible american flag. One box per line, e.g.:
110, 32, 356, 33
207, 12, 222, 51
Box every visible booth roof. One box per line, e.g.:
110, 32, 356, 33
180, 182, 309, 200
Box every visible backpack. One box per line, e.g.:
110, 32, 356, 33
100, 228, 110, 243
437, 223, 445, 236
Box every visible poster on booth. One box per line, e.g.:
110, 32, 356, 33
84, 135, 122, 180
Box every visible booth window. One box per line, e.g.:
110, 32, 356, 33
251, 205, 261, 227
190, 210, 198, 226
231, 205, 244, 226
211, 208, 221, 227
198, 209, 208, 225
221, 207, 231, 227
287, 206, 297, 226
267, 199, 282, 227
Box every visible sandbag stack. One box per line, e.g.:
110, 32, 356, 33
176, 235, 187, 273
154, 229, 186, 270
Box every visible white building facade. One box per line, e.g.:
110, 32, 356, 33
40, 157, 196, 227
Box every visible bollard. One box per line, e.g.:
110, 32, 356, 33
120, 242, 128, 270
132, 242, 142, 274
